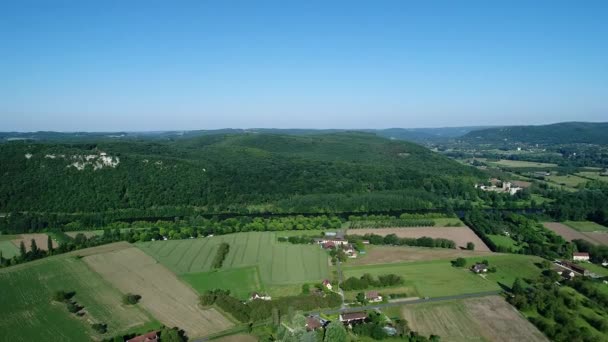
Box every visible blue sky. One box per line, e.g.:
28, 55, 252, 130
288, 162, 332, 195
1, 0, 607, 131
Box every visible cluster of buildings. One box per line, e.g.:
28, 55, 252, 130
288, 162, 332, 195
305, 311, 396, 336
553, 253, 606, 280
314, 231, 362, 259
474, 178, 526, 195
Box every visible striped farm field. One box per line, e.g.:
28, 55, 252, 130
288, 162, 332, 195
0, 253, 156, 341
136, 232, 330, 286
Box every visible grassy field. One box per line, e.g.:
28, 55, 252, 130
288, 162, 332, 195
136, 232, 330, 287
564, 221, 608, 232
84, 246, 233, 338
490, 160, 557, 168
433, 217, 465, 226
487, 234, 522, 251
401, 296, 548, 342
580, 262, 608, 277
348, 245, 494, 266
546, 174, 588, 188
342, 254, 542, 297
0, 240, 19, 258
0, 254, 156, 341
274, 230, 326, 238
181, 266, 262, 299
576, 171, 608, 182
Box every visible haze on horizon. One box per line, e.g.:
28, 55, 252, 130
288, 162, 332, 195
1, 1, 607, 132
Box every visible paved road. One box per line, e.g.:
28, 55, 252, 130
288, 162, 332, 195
309, 290, 503, 316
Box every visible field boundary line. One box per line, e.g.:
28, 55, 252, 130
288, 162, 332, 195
186, 239, 208, 273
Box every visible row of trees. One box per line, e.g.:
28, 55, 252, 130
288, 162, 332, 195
340, 273, 403, 291
352, 233, 456, 249
464, 211, 571, 258
212, 243, 230, 269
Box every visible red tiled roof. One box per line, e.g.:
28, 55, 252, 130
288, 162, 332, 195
127, 331, 159, 342
573, 252, 590, 257
306, 316, 322, 330
366, 291, 380, 299
341, 312, 367, 321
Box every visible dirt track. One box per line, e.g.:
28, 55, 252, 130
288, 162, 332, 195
348, 227, 491, 252
84, 247, 233, 338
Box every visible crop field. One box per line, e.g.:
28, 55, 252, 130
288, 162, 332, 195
84, 246, 233, 338
583, 263, 608, 277
401, 296, 548, 342
11, 233, 57, 251
490, 160, 557, 168
0, 254, 154, 341
136, 232, 330, 286
181, 266, 262, 299
343, 255, 541, 297
348, 246, 494, 266
564, 221, 608, 233
347, 227, 491, 251
543, 222, 604, 245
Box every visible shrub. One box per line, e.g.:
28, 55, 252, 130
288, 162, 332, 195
122, 293, 142, 305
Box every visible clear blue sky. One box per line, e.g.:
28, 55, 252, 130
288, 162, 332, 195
1, 0, 607, 131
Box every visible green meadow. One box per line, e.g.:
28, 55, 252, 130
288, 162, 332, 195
487, 234, 522, 251
181, 266, 262, 299
342, 254, 542, 297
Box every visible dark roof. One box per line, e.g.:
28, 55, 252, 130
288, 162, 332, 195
341, 312, 367, 321
127, 331, 159, 342
472, 263, 488, 271
306, 316, 322, 330
562, 261, 587, 274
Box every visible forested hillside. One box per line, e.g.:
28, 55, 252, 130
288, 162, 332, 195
462, 122, 608, 146
0, 132, 481, 215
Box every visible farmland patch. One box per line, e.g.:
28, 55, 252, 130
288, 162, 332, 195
0, 254, 154, 341
11, 233, 57, 251
181, 266, 262, 299
543, 222, 603, 245
84, 246, 233, 338
348, 245, 494, 266
347, 227, 491, 251
401, 296, 548, 342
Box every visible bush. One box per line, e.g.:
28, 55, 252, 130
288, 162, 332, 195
212, 243, 230, 269
451, 258, 466, 267
122, 293, 141, 305
91, 323, 107, 334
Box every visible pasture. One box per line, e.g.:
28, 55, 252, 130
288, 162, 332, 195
347, 227, 491, 251
0, 254, 154, 341
348, 245, 494, 266
136, 232, 330, 286
490, 160, 557, 168
181, 266, 262, 299
66, 230, 104, 238
0, 240, 19, 258
84, 246, 233, 338
487, 234, 521, 251
401, 296, 548, 342
342, 254, 541, 297
546, 174, 588, 188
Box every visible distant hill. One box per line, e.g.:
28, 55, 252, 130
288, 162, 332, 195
0, 132, 481, 215
462, 122, 608, 145
0, 126, 488, 144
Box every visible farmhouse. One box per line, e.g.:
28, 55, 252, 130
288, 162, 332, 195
559, 260, 590, 276
250, 292, 271, 301
365, 291, 382, 303
306, 316, 322, 331
573, 252, 590, 261
322, 279, 332, 290
127, 331, 159, 342
316, 231, 349, 247
340, 311, 367, 324
471, 263, 488, 273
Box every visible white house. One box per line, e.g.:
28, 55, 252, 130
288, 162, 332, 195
573, 252, 590, 261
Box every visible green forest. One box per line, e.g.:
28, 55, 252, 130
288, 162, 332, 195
0, 132, 482, 216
